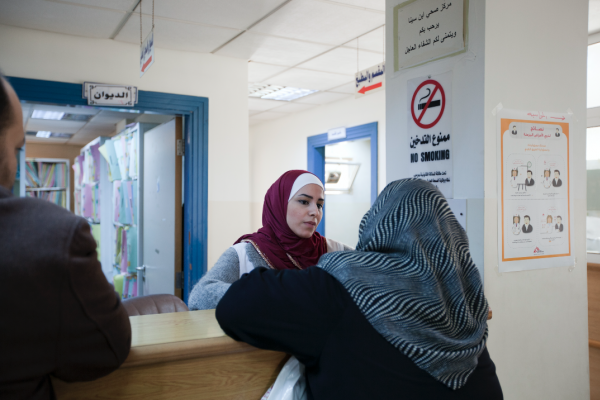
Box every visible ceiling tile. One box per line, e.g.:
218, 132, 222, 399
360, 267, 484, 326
26, 119, 87, 134
252, 111, 288, 120
267, 68, 353, 91
295, 91, 351, 105
52, 0, 138, 12
250, 0, 384, 45
591, 0, 600, 34
249, 62, 289, 83
325, 0, 385, 12
149, 0, 289, 31
29, 104, 100, 115
249, 110, 263, 116
342, 26, 385, 53
328, 81, 356, 94
248, 98, 287, 111
216, 32, 333, 65
115, 14, 241, 53
269, 102, 317, 113
298, 47, 384, 75
0, 0, 125, 39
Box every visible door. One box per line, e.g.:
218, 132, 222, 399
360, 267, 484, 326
143, 119, 176, 295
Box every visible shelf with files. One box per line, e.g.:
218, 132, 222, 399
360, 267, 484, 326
107, 123, 143, 300
11, 146, 26, 197
24, 158, 70, 209
75, 137, 112, 280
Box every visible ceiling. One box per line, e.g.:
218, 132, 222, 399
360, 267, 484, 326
1, 0, 598, 128
21, 102, 174, 145
0, 0, 385, 127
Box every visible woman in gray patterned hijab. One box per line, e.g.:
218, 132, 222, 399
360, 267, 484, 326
318, 178, 489, 390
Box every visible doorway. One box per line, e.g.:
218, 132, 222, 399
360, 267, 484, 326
8, 76, 208, 303
307, 122, 378, 240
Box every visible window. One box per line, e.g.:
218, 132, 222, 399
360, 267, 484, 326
588, 43, 600, 108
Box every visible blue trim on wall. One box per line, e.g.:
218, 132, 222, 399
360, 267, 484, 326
307, 122, 378, 237
7, 76, 208, 303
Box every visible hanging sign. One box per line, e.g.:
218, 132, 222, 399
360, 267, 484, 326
497, 108, 573, 272
83, 83, 138, 107
355, 63, 385, 98
407, 71, 453, 198
140, 29, 155, 77
394, 0, 465, 71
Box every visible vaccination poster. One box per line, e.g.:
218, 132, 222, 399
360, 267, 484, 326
497, 108, 573, 272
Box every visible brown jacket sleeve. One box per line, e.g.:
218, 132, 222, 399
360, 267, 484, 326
53, 219, 131, 381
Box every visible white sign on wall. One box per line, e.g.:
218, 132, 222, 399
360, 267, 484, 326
328, 127, 347, 141
407, 71, 453, 198
394, 0, 465, 71
140, 29, 155, 77
355, 63, 385, 98
497, 108, 573, 272
84, 83, 138, 107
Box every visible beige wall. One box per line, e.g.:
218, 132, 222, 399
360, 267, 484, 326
0, 24, 250, 271
483, 0, 589, 398
249, 90, 386, 232
25, 143, 83, 212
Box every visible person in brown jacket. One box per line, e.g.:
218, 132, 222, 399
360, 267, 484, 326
0, 73, 132, 399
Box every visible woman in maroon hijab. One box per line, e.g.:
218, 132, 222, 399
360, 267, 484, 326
188, 170, 351, 310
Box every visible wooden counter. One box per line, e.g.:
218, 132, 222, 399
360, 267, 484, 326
52, 310, 288, 400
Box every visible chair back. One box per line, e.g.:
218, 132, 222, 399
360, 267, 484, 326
123, 294, 189, 316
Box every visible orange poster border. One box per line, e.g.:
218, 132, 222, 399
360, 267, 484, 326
500, 118, 571, 262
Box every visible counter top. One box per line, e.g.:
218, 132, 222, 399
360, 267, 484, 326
122, 309, 261, 368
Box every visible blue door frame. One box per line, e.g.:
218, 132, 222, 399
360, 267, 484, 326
307, 122, 378, 236
8, 76, 208, 303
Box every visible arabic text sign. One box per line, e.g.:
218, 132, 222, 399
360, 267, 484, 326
87, 84, 137, 107
140, 29, 155, 77
328, 127, 347, 141
395, 0, 464, 71
407, 72, 453, 198
355, 63, 385, 98
497, 108, 572, 273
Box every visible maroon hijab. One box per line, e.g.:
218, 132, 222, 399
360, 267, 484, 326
235, 170, 327, 270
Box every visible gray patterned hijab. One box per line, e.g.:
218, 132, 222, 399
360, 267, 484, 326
317, 179, 488, 390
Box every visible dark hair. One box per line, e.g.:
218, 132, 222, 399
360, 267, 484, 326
0, 71, 14, 138
524, 215, 530, 220
557, 215, 562, 219
554, 170, 560, 175
527, 170, 532, 174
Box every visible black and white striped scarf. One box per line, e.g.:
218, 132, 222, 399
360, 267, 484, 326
317, 179, 489, 390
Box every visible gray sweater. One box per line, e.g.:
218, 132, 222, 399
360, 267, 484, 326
188, 242, 352, 310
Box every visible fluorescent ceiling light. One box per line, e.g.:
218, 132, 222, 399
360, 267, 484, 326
248, 84, 317, 102
36, 131, 52, 138
32, 110, 65, 120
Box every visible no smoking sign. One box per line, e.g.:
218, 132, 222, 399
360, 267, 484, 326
407, 72, 453, 199
410, 79, 446, 129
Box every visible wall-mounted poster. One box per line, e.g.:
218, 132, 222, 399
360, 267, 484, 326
394, 0, 467, 71
497, 108, 573, 272
407, 71, 453, 198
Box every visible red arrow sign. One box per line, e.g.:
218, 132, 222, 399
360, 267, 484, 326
358, 82, 382, 94
550, 116, 565, 120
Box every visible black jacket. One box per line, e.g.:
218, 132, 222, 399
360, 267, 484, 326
0, 186, 131, 400
217, 267, 503, 400
522, 224, 533, 233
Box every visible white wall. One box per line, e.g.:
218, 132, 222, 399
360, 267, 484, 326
0, 24, 250, 272
325, 139, 371, 247
249, 90, 386, 231
386, 0, 589, 398
483, 0, 589, 398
